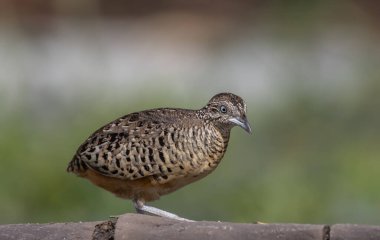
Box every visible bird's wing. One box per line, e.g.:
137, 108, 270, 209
73, 109, 192, 181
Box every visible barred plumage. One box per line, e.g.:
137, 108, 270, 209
67, 92, 252, 218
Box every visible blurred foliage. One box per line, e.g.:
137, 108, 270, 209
1, 0, 380, 226
1, 80, 380, 225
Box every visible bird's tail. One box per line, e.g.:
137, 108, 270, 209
67, 155, 88, 173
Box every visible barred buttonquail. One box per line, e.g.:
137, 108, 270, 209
67, 92, 252, 220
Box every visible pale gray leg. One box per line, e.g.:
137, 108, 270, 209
133, 200, 194, 222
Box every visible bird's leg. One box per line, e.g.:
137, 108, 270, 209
133, 199, 194, 222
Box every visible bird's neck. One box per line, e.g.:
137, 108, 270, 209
212, 122, 232, 140
196, 108, 232, 140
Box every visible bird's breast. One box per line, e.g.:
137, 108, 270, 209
147, 125, 229, 198
172, 124, 228, 175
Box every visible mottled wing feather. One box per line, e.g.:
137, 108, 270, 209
74, 109, 191, 181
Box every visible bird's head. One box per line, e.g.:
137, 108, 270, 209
202, 93, 252, 134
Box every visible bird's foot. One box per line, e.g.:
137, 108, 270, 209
255, 221, 267, 224
133, 200, 194, 222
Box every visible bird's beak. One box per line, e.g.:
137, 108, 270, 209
229, 117, 252, 134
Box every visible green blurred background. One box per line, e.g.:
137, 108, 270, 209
1, 1, 380, 225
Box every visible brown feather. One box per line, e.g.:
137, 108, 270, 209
67, 93, 250, 202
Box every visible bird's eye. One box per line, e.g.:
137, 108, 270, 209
219, 105, 227, 113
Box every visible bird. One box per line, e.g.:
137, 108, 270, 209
67, 92, 252, 221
